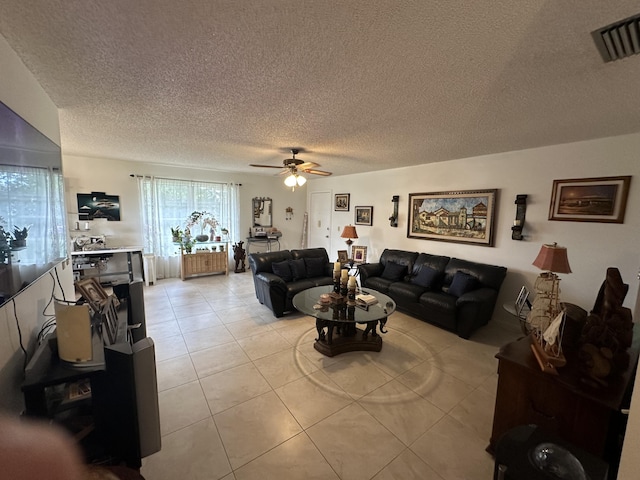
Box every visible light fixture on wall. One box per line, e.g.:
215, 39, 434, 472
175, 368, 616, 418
340, 225, 358, 247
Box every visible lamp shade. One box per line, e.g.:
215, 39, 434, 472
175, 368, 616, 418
340, 225, 358, 240
284, 174, 297, 187
532, 243, 572, 274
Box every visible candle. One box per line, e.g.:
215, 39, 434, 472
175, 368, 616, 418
341, 269, 348, 279
334, 261, 341, 271
348, 276, 357, 287
513, 219, 522, 227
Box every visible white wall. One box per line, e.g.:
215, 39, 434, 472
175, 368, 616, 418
306, 134, 640, 315
0, 35, 74, 412
62, 155, 307, 253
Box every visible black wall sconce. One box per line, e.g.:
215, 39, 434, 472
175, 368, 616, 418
389, 195, 399, 227
512, 194, 527, 240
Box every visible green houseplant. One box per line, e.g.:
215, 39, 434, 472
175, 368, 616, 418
11, 225, 30, 248
171, 226, 183, 243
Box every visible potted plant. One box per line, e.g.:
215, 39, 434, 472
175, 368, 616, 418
171, 226, 183, 243
11, 225, 30, 249
186, 211, 218, 242
181, 236, 195, 254
0, 226, 11, 263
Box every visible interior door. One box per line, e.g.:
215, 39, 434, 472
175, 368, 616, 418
308, 191, 332, 253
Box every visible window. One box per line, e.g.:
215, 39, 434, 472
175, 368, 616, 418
137, 176, 239, 278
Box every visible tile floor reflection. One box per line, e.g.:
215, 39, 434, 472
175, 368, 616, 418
140, 273, 520, 480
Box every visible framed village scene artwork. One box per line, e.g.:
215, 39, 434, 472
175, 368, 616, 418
408, 189, 498, 246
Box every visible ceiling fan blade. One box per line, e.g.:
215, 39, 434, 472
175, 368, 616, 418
303, 169, 332, 176
297, 161, 320, 170
249, 164, 284, 169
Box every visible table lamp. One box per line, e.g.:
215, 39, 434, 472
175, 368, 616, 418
340, 225, 358, 247
528, 242, 572, 373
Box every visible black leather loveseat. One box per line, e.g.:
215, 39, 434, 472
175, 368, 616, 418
248, 247, 334, 317
359, 249, 507, 338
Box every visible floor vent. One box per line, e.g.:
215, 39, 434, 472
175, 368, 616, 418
592, 14, 640, 62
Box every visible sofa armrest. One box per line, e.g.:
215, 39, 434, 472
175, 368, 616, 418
455, 287, 499, 338
255, 272, 287, 289
358, 263, 382, 286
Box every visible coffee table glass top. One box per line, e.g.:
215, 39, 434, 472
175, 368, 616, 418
292, 286, 395, 323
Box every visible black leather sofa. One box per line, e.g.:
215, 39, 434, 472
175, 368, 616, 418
248, 247, 334, 317
359, 249, 507, 338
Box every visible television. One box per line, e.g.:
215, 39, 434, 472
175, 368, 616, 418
0, 100, 67, 307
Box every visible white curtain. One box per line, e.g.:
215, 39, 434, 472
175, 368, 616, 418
137, 176, 240, 279
0, 165, 66, 267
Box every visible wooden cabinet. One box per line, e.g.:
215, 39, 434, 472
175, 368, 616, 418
489, 335, 638, 469
181, 243, 229, 279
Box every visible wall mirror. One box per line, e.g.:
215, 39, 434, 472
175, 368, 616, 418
253, 197, 272, 227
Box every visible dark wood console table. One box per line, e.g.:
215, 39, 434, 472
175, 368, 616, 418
489, 334, 638, 470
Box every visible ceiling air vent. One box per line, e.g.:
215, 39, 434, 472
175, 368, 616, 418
592, 14, 640, 62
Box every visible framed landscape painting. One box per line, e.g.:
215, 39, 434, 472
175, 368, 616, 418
408, 189, 498, 246
548, 176, 631, 223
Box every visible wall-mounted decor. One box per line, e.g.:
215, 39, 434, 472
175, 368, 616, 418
335, 193, 350, 211
548, 176, 631, 223
408, 189, 498, 246
355, 206, 373, 226
389, 195, 399, 227
512, 194, 527, 240
352, 245, 368, 263
77, 192, 121, 221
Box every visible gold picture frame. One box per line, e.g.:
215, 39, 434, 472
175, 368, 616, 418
75, 278, 109, 311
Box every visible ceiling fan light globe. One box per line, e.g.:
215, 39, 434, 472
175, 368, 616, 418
284, 174, 297, 187
296, 175, 307, 186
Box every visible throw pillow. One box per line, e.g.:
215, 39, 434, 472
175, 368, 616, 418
271, 260, 293, 282
448, 271, 478, 297
381, 261, 407, 281
304, 257, 326, 278
411, 266, 440, 289
289, 258, 307, 281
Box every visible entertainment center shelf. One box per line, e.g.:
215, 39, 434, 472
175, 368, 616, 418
71, 247, 144, 285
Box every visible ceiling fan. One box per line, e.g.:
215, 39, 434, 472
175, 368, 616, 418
249, 149, 332, 178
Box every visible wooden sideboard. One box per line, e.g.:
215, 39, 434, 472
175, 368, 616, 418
181, 243, 229, 279
489, 335, 638, 469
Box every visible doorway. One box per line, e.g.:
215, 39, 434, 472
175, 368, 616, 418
308, 191, 332, 254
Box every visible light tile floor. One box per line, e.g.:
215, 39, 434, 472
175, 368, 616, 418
140, 273, 521, 480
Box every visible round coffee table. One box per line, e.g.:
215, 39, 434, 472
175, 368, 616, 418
292, 285, 396, 357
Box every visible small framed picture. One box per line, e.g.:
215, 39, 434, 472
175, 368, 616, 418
352, 245, 368, 264
337, 250, 349, 264
75, 278, 109, 311
335, 193, 350, 211
355, 206, 373, 226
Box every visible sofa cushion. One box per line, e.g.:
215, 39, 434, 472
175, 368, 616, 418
271, 260, 293, 282
304, 256, 326, 278
365, 276, 393, 294
289, 258, 307, 280
381, 261, 407, 281
448, 271, 478, 297
389, 282, 426, 304
410, 266, 440, 289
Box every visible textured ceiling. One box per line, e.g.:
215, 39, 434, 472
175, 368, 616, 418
1, 1, 640, 177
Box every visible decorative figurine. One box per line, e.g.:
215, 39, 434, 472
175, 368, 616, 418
233, 241, 246, 273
